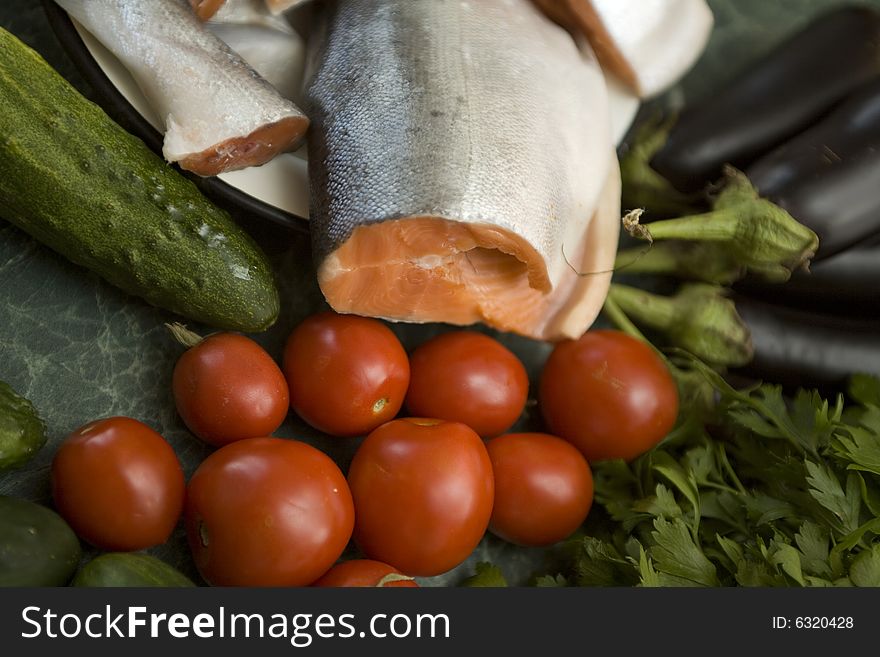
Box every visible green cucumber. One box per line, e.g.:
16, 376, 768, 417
0, 496, 82, 586
72, 553, 196, 588
0, 28, 280, 332
0, 380, 47, 471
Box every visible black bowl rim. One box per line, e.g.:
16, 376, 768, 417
41, 0, 311, 235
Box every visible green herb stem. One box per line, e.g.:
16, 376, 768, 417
601, 293, 650, 344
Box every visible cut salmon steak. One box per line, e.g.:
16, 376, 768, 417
305, 0, 620, 342
59, 0, 309, 176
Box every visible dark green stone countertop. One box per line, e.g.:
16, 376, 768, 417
1, 0, 875, 586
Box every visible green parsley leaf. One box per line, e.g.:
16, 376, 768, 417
788, 389, 842, 453
574, 537, 639, 587
741, 491, 798, 526
637, 545, 663, 587
533, 574, 568, 587
849, 544, 880, 587
830, 517, 880, 559
682, 444, 716, 485
842, 401, 880, 432
718, 538, 787, 587
857, 473, 880, 517
593, 460, 645, 530
632, 483, 683, 520
805, 461, 861, 535
848, 374, 880, 407
767, 540, 806, 586
648, 518, 719, 586
794, 522, 831, 578
651, 451, 701, 528
833, 426, 880, 477
460, 562, 507, 588
701, 490, 749, 535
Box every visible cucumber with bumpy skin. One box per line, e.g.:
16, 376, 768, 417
0, 496, 81, 587
72, 553, 196, 587
0, 28, 279, 332
0, 380, 46, 471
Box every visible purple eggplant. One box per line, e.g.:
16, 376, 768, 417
732, 295, 880, 391
741, 76, 880, 259
736, 234, 880, 318
650, 6, 880, 194
747, 76, 880, 198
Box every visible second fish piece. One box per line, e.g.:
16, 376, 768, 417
58, 0, 309, 176
202, 0, 307, 102
265, 0, 310, 16
533, 0, 713, 98
306, 0, 619, 342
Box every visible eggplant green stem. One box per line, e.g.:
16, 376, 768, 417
624, 167, 820, 283
606, 283, 754, 368
615, 244, 680, 275
614, 241, 745, 285
608, 284, 679, 333
619, 112, 705, 217
642, 210, 738, 242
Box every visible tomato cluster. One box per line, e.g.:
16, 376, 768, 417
48, 313, 678, 587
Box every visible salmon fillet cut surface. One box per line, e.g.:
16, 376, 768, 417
319, 160, 621, 342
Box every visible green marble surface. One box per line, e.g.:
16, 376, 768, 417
1, 0, 877, 586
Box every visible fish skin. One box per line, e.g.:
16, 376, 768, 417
57, 0, 308, 174
208, 0, 297, 32
305, 0, 615, 339
207, 23, 305, 102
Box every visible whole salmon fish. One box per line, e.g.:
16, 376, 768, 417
305, 0, 620, 341
57, 0, 309, 176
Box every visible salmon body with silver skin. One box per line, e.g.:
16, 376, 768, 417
56, 0, 309, 176
306, 0, 620, 342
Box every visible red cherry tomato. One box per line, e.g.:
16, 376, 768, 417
405, 331, 529, 437
312, 560, 418, 588
282, 312, 410, 437
539, 330, 679, 462
51, 417, 185, 551
185, 437, 354, 586
348, 418, 494, 577
487, 432, 593, 546
172, 332, 289, 446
